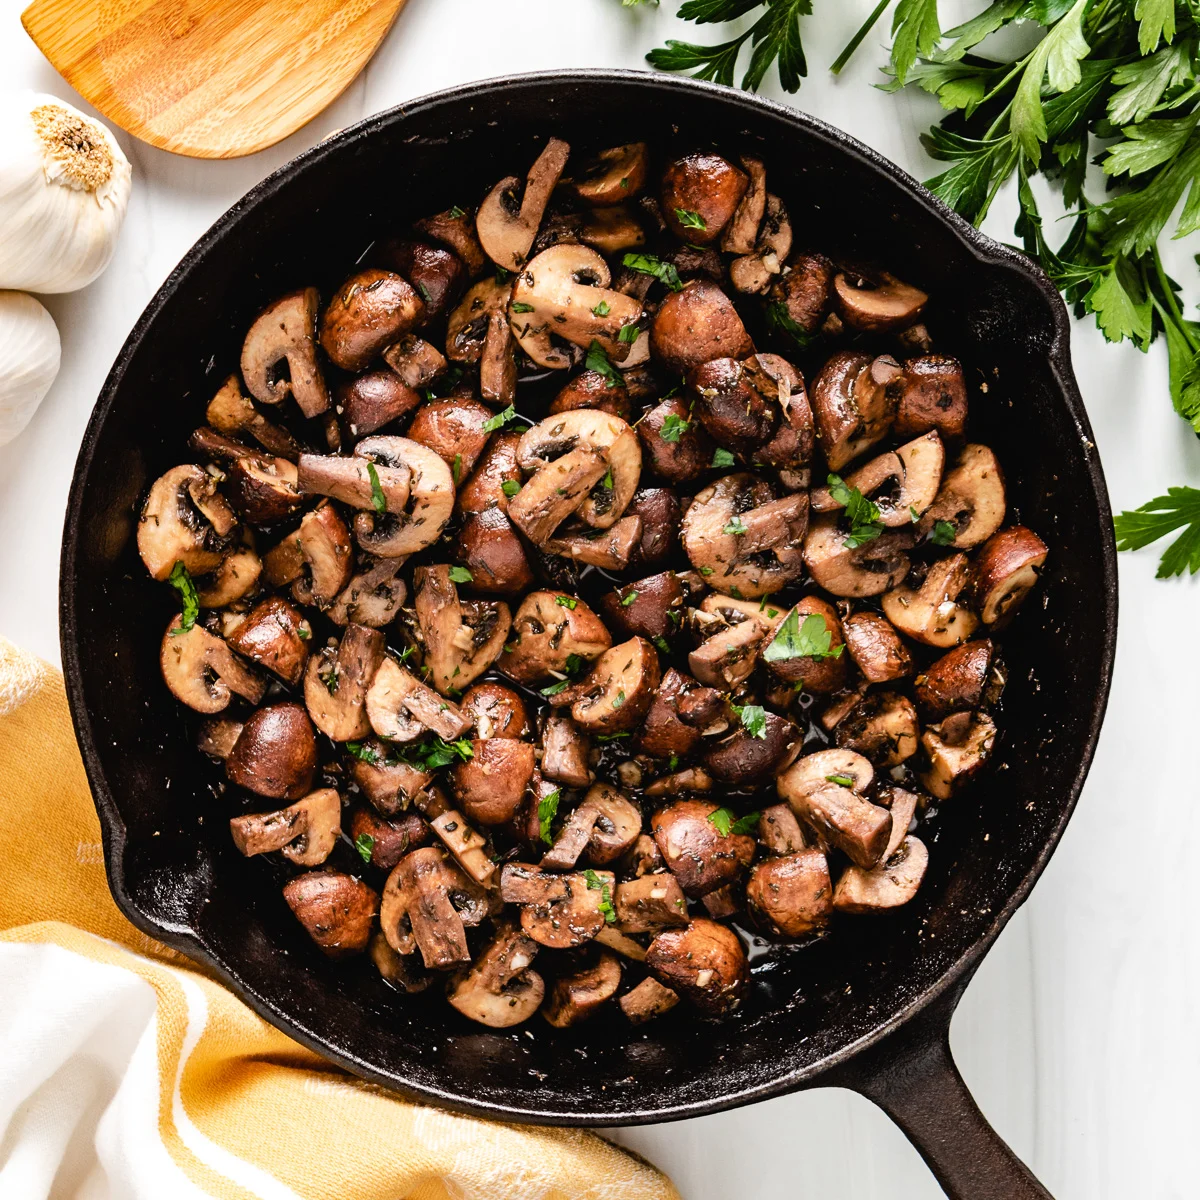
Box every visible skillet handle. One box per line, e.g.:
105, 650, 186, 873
830, 991, 1053, 1199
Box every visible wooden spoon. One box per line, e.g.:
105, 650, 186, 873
21, 0, 408, 159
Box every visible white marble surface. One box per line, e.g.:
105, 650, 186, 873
1, 2, 1197, 1197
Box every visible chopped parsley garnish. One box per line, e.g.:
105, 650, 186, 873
322, 666, 340, 695
495, 267, 511, 284
416, 281, 432, 304
297, 627, 310, 640
596, 732, 630, 742
674, 207, 707, 230
367, 462, 386, 514
354, 833, 375, 863
540, 654, 586, 696
583, 869, 617, 923
511, 301, 535, 314
712, 447, 736, 468
617, 322, 641, 344
730, 811, 761, 836
501, 479, 522, 498
653, 635, 671, 654
612, 689, 626, 708
708, 807, 760, 837
451, 453, 462, 484
345, 741, 380, 764
620, 589, 638, 606
764, 300, 816, 349
826, 773, 855, 787
482, 405, 517, 433
541, 679, 571, 697
930, 519, 957, 546
448, 566, 473, 584
447, 205, 466, 219
555, 594, 578, 609
763, 610, 844, 663
699, 565, 714, 576
592, 300, 611, 317
827, 473, 884, 549
667, 754, 680, 772
909, 505, 921, 523
585, 340, 623, 389
622, 252, 683, 292
658, 413, 691, 443
735, 703, 768, 739
723, 516, 748, 536
537, 789, 561, 846
167, 562, 200, 635
417, 736, 474, 769
601, 468, 614, 490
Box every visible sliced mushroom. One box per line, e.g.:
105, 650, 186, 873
445, 275, 513, 364
370, 932, 433, 993
915, 639, 994, 720
241, 289, 329, 418
510, 244, 643, 368
303, 624, 385, 742
972, 526, 1048, 626
194, 545, 263, 608
224, 596, 311, 686
651, 280, 754, 376
569, 143, 648, 205
919, 444, 1006, 548
380, 239, 467, 324
327, 558, 406, 628
429, 806, 498, 888
834, 269, 928, 333
541, 714, 591, 787
895, 355, 967, 439
229, 787, 341, 867
729, 194, 793, 294
500, 864, 615, 949
803, 515, 911, 598
476, 137, 571, 271
318, 268, 424, 372
770, 251, 834, 335
650, 799, 755, 899
226, 703, 317, 800
414, 565, 511, 695
780, 747, 875, 795
879, 785, 919, 860
160, 617, 266, 713
703, 712, 801, 786
366, 656, 470, 742
834, 836, 929, 913
746, 850, 832, 937
415, 206, 488, 277
637, 668, 716, 759
138, 465, 237, 581
619, 975, 680, 1024
544, 516, 643, 570
295, 502, 355, 606
351, 436, 455, 558
352, 750, 432, 817
452, 738, 536, 826
646, 918, 748, 1017
499, 590, 611, 686
644, 766, 716, 798
349, 805, 430, 870
835, 691, 919, 767
198, 717, 244, 760
559, 637, 660, 734
757, 804, 808, 856
447, 924, 544, 1028
842, 611, 913, 683
777, 770, 892, 870
379, 335, 448, 393
614, 873, 690, 933
762, 596, 847, 693
457, 432, 524, 515
811, 351, 902, 471
661, 153, 749, 245
206, 374, 301, 461
920, 713, 996, 800
745, 353, 814, 470
637, 395, 717, 484
542, 951, 622, 1028
882, 553, 979, 648
681, 473, 808, 598
717, 155, 766, 255
380, 847, 487, 968
815, 432, 944, 527
283, 871, 377, 958
457, 508, 535, 595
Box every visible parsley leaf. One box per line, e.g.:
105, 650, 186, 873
765, 299, 817, 349
167, 562, 200, 634
583, 869, 617, 923
712, 447, 737, 468
659, 413, 691, 443
482, 405, 517, 433
511, 301, 535, 314
501, 479, 522, 498
622, 252, 684, 292
345, 741, 381, 764
354, 833, 375, 863
723, 515, 748, 536
730, 810, 761, 836
586, 340, 624, 388
619, 589, 638, 607
367, 462, 386, 514
449, 566, 473, 584
827, 473, 884, 548
1114, 487, 1200, 577
930, 519, 957, 546
764, 610, 844, 663
737, 704, 768, 739
826, 772, 854, 787
538, 789, 561, 846
448, 204, 466, 219
618, 322, 641, 344
556, 594, 578, 609
592, 300, 611, 317
674, 207, 707, 229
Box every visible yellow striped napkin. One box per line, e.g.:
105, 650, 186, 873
0, 635, 678, 1200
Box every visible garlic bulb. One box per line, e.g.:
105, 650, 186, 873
0, 291, 61, 447
0, 93, 131, 294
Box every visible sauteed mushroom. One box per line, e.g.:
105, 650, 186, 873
241, 289, 329, 418
283, 871, 377, 958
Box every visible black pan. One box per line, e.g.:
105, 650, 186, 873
59, 70, 1117, 1199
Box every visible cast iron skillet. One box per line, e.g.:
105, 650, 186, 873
59, 70, 1116, 1199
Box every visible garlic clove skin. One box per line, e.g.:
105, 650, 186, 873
0, 93, 132, 294
0, 291, 61, 447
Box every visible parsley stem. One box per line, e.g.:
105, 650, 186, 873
831, 0, 892, 76
1152, 248, 1200, 354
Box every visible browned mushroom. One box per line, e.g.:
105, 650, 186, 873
919, 713, 996, 799
777, 761, 892, 869
614, 873, 690, 933
813, 432, 944, 527
351, 437, 455, 558
336, 369, 422, 440
646, 919, 748, 1017
746, 850, 832, 937
770, 251, 835, 335
348, 805, 430, 870
542, 951, 622, 1027
803, 515, 912, 598
160, 617, 266, 713
626, 487, 682, 569
661, 153, 749, 245
834, 269, 928, 333
650, 280, 754, 376
541, 783, 642, 869
915, 640, 994, 720
380, 239, 466, 324
351, 747, 433, 817
599, 572, 684, 642
319, 269, 424, 372
476, 137, 571, 270
230, 788, 341, 866
206, 375, 301, 461
744, 354, 814, 471
284, 871, 377, 958
729, 194, 792, 294
327, 559, 407, 628
688, 613, 769, 691
499, 863, 615, 949
413, 565, 511, 696
842, 611, 914, 683
835, 691, 920, 766
568, 143, 648, 205
447, 924, 544, 1028
365, 656, 470, 743
637, 395, 717, 484
380, 847, 488, 968
225, 596, 311, 686
895, 355, 967, 439
226, 703, 317, 800
452, 738, 536, 826
882, 554, 979, 648
138, 465, 237, 581
544, 515, 644, 570
457, 508, 535, 596
703, 712, 801, 785
445, 274, 513, 368
619, 976, 680, 1024
761, 596, 847, 693
688, 357, 778, 454
499, 590, 611, 686
834, 836, 929, 913
241, 289, 329, 418
919, 444, 1006, 548
369, 932, 432, 994
550, 370, 631, 420
810, 351, 902, 471
972, 526, 1048, 626
780, 747, 875, 795
406, 398, 494, 483
559, 637, 660, 734
194, 544, 262, 608
380, 334, 448, 392
283, 502, 354, 607
650, 799, 755, 898
460, 681, 529, 740
428, 806, 498, 888
637, 668, 722, 759
415, 206, 487, 277
757, 804, 808, 856
303, 623, 385, 742
541, 714, 591, 787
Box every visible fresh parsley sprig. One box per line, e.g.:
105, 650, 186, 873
167, 562, 200, 635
